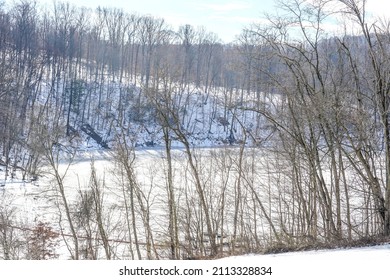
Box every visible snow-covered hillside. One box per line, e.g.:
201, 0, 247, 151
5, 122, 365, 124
3, 0, 390, 265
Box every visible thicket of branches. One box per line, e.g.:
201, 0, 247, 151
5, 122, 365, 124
1, 0, 390, 259
0, 0, 240, 177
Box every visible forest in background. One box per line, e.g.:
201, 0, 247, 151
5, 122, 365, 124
1, 0, 390, 259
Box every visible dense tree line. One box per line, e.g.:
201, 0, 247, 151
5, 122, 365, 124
0, 0, 242, 175
1, 0, 390, 259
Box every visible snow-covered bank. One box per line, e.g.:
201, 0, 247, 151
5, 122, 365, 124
3, 244, 390, 280
230, 244, 390, 279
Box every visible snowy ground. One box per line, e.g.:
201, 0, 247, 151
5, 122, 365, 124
3, 244, 389, 279
223, 244, 390, 279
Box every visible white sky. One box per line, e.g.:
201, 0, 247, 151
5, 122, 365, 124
3, 0, 390, 43
0, 0, 274, 42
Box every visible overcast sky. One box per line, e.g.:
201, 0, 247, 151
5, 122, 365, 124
3, 0, 390, 43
